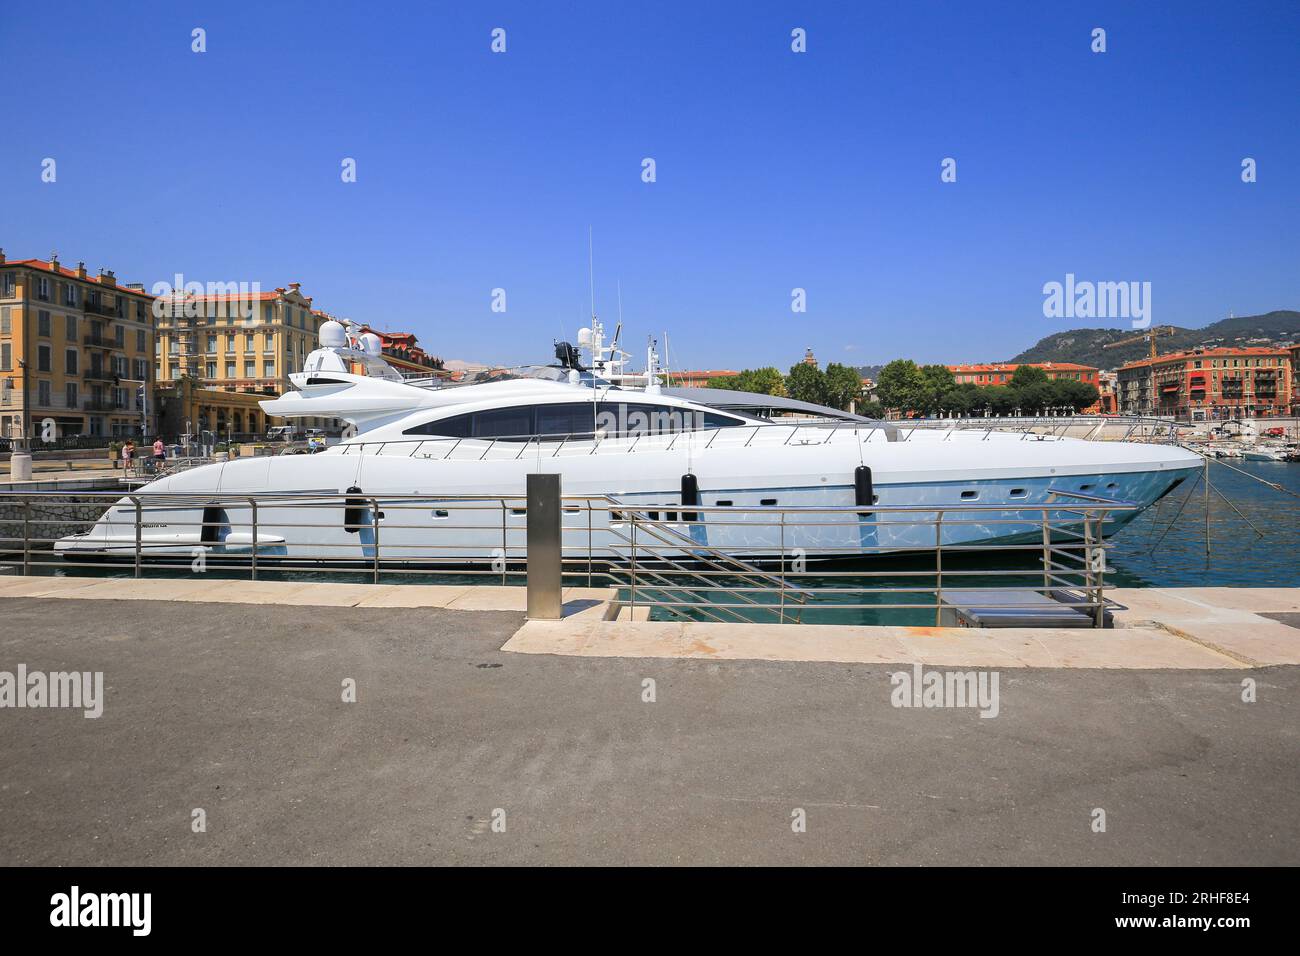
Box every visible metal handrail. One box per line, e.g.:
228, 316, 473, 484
0, 489, 1131, 627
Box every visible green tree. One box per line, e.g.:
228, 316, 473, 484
708, 367, 787, 396
875, 359, 926, 416
741, 367, 788, 397
1009, 364, 1049, 390
786, 362, 828, 405
918, 364, 957, 415
979, 385, 1018, 415
1048, 378, 1100, 412
823, 363, 863, 411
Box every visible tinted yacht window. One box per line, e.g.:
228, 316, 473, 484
473, 407, 533, 439
536, 403, 597, 438
404, 413, 472, 437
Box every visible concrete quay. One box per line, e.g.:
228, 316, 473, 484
2, 575, 1296, 669
0, 581, 1295, 866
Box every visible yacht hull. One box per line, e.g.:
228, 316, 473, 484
54, 431, 1201, 565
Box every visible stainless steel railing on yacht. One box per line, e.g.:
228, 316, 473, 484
0, 489, 1130, 627
330, 422, 904, 462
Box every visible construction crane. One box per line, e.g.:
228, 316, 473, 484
1102, 325, 1176, 361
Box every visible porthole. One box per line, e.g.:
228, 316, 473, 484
1009, 488, 1027, 498
760, 498, 778, 506
960, 490, 979, 500
432, 509, 449, 519
715, 500, 733, 507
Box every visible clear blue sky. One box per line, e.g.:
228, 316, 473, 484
2, 1, 1296, 370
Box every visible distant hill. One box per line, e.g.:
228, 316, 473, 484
852, 364, 886, 381
1009, 310, 1300, 370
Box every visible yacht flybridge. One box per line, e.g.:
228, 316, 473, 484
56, 319, 1202, 564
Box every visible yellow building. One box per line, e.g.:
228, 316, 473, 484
0, 251, 157, 441
154, 282, 333, 436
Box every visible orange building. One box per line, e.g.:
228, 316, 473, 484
946, 361, 1100, 388
353, 323, 444, 376
1116, 346, 1293, 420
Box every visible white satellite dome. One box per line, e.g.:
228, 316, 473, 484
319, 320, 346, 348
577, 327, 593, 346
359, 332, 383, 356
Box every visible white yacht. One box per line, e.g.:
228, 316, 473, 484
56, 321, 1202, 564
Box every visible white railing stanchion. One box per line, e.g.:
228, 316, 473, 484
371, 496, 381, 585
249, 497, 258, 581
133, 496, 142, 578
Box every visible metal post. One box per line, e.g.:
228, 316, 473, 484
778, 511, 786, 625
133, 496, 142, 579
934, 510, 943, 626
525, 473, 563, 620
630, 513, 638, 616
500, 501, 508, 586
371, 496, 381, 585
1092, 514, 1106, 628
22, 499, 31, 576
249, 497, 258, 581
1041, 509, 1051, 591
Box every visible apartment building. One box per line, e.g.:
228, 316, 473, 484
0, 251, 156, 440
153, 283, 332, 436
1116, 346, 1293, 419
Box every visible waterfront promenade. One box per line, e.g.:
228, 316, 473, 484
1, 578, 1296, 866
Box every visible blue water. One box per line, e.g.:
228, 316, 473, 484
1105, 460, 1299, 588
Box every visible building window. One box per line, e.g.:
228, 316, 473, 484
64, 283, 78, 306
0, 344, 10, 371
245, 333, 255, 351
37, 310, 51, 336
264, 362, 276, 378
0, 306, 9, 334
136, 329, 145, 351
66, 382, 78, 408
206, 362, 217, 379
38, 380, 51, 406
38, 345, 52, 372
36, 277, 50, 301
65, 350, 78, 375
115, 325, 125, 347
244, 361, 256, 378
1, 273, 14, 297
65, 314, 77, 340
135, 359, 148, 380
225, 362, 236, 378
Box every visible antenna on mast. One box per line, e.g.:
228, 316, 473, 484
587, 226, 596, 322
